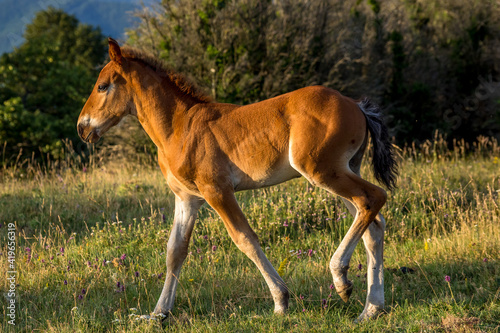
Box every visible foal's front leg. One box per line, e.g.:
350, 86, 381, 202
154, 195, 204, 316
202, 187, 289, 314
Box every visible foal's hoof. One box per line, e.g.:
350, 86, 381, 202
336, 280, 353, 303
128, 312, 167, 322
354, 305, 384, 323
149, 312, 168, 322
274, 306, 288, 315
273, 290, 289, 315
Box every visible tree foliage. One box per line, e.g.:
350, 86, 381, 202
0, 7, 106, 160
129, 0, 500, 144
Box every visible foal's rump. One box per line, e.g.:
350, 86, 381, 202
286, 86, 368, 175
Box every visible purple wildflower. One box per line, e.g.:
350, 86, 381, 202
120, 285, 125, 292
283, 221, 289, 227
329, 284, 334, 290
162, 214, 166, 222
81, 289, 86, 295
300, 294, 305, 300
82, 167, 87, 173
308, 249, 313, 257
322, 299, 327, 306
67, 266, 70, 271
302, 308, 306, 312
212, 245, 217, 252
135, 271, 139, 277
483, 258, 488, 262
203, 235, 208, 240
358, 263, 362, 270
87, 261, 91, 267
445, 275, 451, 282
197, 248, 201, 254
50, 256, 54, 260
158, 273, 163, 279
78, 294, 83, 300
116, 281, 121, 288
120, 254, 126, 260
60, 247, 65, 255
64, 280, 67, 285
25, 247, 31, 253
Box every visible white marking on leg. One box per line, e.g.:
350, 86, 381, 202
154, 196, 203, 315
356, 213, 385, 322
340, 198, 385, 321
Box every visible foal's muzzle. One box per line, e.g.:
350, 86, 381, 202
77, 122, 100, 143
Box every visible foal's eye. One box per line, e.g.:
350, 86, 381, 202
97, 84, 109, 92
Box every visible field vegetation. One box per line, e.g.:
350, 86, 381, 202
1, 136, 499, 332
1, 1, 499, 332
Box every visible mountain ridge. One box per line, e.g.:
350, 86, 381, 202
0, 0, 147, 54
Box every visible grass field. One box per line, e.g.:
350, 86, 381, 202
1, 137, 499, 332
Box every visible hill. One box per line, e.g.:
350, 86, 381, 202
0, 0, 147, 54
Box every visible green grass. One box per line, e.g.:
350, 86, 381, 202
1, 139, 499, 332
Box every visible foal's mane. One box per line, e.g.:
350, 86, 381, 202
121, 46, 212, 103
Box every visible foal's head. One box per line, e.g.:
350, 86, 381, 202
77, 38, 133, 143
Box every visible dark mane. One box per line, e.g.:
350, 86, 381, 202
121, 46, 212, 103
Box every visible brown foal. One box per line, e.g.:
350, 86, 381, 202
77, 38, 398, 322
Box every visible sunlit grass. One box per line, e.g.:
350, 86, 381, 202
1, 137, 499, 332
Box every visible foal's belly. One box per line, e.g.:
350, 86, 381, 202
231, 155, 301, 191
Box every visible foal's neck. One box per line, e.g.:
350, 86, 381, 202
130, 66, 200, 151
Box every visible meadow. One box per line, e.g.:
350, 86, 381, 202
1, 137, 499, 332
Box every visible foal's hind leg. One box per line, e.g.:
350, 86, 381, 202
341, 198, 386, 322
307, 171, 387, 306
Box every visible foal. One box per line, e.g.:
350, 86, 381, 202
77, 38, 397, 322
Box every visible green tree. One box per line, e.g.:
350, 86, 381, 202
0, 7, 106, 161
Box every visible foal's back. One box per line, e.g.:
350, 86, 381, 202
166, 85, 365, 192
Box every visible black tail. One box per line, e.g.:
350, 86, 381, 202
357, 98, 398, 190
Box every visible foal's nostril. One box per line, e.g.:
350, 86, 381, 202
77, 123, 84, 137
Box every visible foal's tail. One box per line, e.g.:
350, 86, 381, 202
357, 98, 398, 191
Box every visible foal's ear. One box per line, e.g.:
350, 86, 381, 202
108, 37, 122, 64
